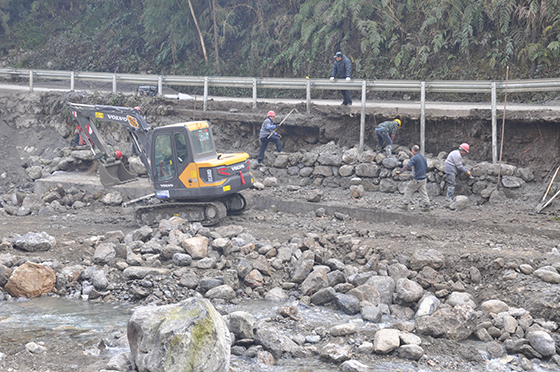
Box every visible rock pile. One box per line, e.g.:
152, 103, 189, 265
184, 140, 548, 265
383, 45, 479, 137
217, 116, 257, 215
1, 218, 559, 370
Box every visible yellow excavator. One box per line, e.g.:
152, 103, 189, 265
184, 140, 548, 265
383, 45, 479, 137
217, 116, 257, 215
68, 103, 253, 225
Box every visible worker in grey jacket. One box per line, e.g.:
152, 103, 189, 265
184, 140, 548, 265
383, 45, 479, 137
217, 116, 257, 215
445, 143, 471, 201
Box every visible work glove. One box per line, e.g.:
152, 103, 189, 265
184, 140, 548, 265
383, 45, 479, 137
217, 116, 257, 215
466, 170, 472, 177
395, 170, 401, 175
390, 134, 395, 141
330, 77, 335, 82
346, 77, 351, 81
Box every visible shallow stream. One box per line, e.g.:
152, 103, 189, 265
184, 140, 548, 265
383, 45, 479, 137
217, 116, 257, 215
0, 297, 554, 372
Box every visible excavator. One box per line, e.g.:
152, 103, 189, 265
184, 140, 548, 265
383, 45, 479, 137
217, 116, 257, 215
67, 103, 253, 225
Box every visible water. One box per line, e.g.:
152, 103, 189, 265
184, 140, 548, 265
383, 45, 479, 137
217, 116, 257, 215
1, 297, 557, 372
0, 296, 134, 356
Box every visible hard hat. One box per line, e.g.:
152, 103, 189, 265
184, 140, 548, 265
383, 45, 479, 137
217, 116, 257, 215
459, 143, 470, 153
394, 119, 401, 128
267, 111, 276, 117
334, 52, 343, 58
115, 150, 122, 159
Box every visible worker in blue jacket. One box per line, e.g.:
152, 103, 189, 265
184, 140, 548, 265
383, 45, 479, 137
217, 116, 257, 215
257, 111, 282, 164
330, 52, 352, 105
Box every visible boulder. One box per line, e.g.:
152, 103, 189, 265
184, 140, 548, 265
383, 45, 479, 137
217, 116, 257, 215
415, 305, 476, 341
127, 298, 230, 372
11, 232, 56, 252
5, 262, 56, 298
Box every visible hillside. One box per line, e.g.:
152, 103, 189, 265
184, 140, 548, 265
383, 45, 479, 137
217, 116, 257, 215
1, 0, 560, 94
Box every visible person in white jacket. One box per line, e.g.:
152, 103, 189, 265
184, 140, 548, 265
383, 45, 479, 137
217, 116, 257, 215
445, 143, 471, 201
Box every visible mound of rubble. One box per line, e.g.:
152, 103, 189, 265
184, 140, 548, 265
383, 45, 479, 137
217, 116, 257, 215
1, 212, 559, 370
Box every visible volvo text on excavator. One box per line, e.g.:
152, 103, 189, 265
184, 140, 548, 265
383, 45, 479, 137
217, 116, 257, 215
68, 103, 253, 225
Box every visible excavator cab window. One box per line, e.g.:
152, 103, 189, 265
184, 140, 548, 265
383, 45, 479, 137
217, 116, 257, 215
190, 128, 213, 155
154, 134, 175, 181
175, 133, 188, 165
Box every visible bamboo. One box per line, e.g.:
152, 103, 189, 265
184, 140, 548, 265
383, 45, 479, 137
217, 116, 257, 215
188, 0, 208, 64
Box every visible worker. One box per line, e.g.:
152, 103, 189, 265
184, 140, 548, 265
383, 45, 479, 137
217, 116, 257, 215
71, 124, 92, 147
445, 143, 471, 201
257, 111, 282, 164
330, 52, 352, 105
375, 119, 401, 157
395, 145, 430, 212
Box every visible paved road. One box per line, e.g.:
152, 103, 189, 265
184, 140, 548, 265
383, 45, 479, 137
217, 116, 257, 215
2, 82, 560, 119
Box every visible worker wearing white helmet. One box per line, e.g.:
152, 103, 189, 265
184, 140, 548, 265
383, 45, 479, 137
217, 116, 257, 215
445, 143, 471, 201
375, 118, 401, 157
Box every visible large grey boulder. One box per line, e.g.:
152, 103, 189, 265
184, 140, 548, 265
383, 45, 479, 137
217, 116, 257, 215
415, 304, 476, 341
254, 324, 300, 358
11, 232, 56, 252
127, 298, 230, 372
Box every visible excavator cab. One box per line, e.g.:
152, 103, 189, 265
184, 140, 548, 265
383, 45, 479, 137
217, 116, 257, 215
151, 121, 253, 202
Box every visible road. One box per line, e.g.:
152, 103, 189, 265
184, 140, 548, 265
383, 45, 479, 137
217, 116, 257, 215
2, 82, 560, 120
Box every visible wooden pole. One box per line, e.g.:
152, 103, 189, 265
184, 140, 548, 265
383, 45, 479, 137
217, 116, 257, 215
497, 66, 509, 188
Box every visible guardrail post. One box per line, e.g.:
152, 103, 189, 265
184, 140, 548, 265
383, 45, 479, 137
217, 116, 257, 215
359, 80, 367, 152
252, 78, 257, 109
491, 81, 497, 164
112, 74, 117, 94
420, 81, 426, 155
203, 76, 209, 111
158, 76, 163, 96
306, 79, 311, 115
29, 70, 34, 92
70, 71, 75, 91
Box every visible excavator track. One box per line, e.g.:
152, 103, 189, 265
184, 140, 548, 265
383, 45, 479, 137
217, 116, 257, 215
221, 193, 248, 215
135, 201, 227, 226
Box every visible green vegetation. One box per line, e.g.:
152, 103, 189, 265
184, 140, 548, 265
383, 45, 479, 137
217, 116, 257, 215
1, 0, 560, 81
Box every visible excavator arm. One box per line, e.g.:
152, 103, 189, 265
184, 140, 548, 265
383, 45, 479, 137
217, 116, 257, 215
67, 103, 154, 186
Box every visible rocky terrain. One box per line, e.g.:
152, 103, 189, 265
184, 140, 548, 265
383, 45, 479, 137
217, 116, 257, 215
0, 89, 560, 371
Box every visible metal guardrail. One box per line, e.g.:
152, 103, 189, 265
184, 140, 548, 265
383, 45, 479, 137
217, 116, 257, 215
2, 67, 560, 162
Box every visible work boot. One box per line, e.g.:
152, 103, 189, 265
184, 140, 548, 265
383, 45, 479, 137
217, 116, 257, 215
386, 145, 392, 157
423, 205, 431, 212
398, 203, 408, 211
446, 187, 454, 202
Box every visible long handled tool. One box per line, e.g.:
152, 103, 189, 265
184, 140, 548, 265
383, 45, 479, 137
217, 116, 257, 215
267, 108, 299, 138
533, 165, 560, 214
538, 188, 560, 213
543, 166, 559, 202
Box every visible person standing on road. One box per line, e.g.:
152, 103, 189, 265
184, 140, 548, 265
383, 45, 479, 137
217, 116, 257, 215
396, 145, 430, 211
257, 111, 282, 164
330, 52, 353, 106
445, 143, 471, 201
375, 118, 401, 157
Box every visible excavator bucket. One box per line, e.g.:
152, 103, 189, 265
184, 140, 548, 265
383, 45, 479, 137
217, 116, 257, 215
99, 161, 136, 187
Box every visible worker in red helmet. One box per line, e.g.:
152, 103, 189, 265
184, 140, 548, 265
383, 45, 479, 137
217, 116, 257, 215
445, 143, 471, 201
257, 110, 282, 164
115, 150, 122, 160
